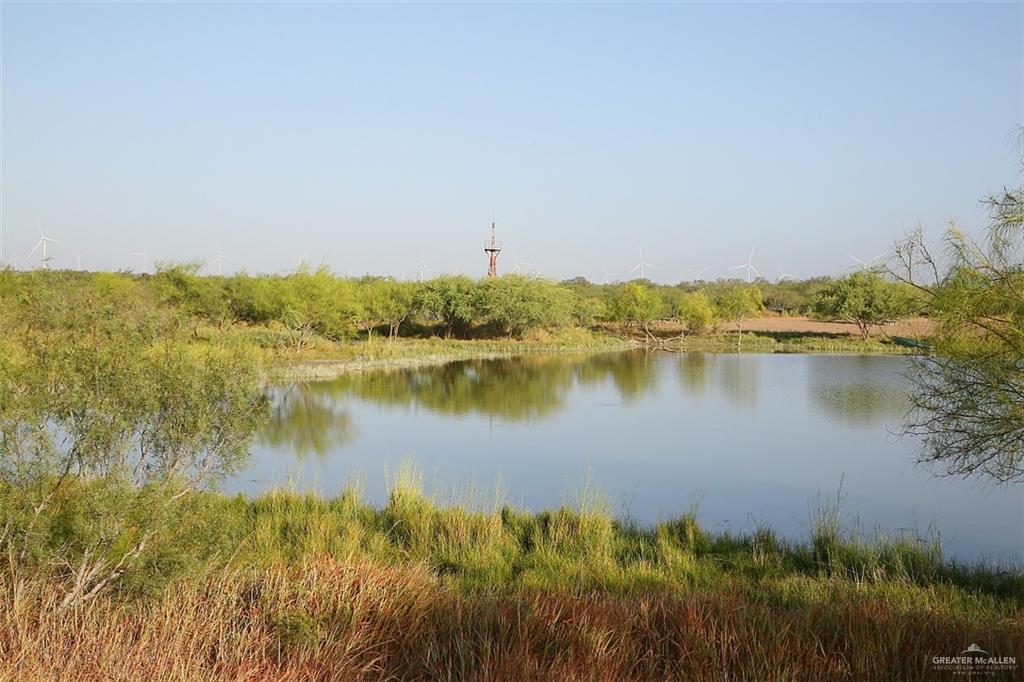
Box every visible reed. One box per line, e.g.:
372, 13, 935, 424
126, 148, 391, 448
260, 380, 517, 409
2, 559, 1021, 681
1, 474, 1021, 680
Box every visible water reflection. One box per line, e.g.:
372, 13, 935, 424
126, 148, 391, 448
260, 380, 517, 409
716, 355, 761, 409
332, 356, 576, 421
278, 352, 663, 425
676, 352, 709, 397
807, 356, 910, 427
260, 383, 355, 459
241, 352, 1023, 564
264, 352, 909, 436
574, 351, 659, 402
809, 382, 909, 427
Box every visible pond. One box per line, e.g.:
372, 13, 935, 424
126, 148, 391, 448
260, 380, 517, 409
229, 351, 1023, 566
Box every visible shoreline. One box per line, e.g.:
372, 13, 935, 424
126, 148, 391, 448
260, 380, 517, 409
268, 330, 919, 381
267, 338, 639, 381
5, 484, 1020, 680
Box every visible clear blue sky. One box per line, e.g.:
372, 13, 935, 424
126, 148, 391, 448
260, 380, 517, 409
1, 1, 1020, 282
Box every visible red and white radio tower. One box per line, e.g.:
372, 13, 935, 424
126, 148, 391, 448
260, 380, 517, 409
484, 219, 501, 278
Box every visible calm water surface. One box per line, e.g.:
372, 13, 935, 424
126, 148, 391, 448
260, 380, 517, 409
229, 352, 1023, 565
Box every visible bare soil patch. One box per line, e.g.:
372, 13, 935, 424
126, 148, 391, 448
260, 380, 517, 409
735, 316, 933, 338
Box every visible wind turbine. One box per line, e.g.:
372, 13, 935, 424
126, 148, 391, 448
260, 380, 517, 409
848, 253, 884, 271
777, 264, 794, 281
412, 259, 428, 281
687, 267, 710, 280
27, 220, 63, 269
210, 245, 230, 276
730, 246, 761, 283
631, 248, 657, 280
288, 251, 312, 273
131, 247, 150, 272
76, 252, 83, 271
7, 250, 20, 270
510, 251, 535, 275
600, 264, 619, 284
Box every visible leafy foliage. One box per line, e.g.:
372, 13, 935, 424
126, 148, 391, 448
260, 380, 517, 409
894, 187, 1024, 482
2, 260, 924, 356
357, 278, 417, 339
0, 274, 268, 604
675, 290, 717, 335
415, 275, 479, 338
811, 272, 910, 340
611, 283, 664, 333
478, 275, 574, 338
153, 262, 230, 331
278, 266, 361, 349
714, 285, 762, 329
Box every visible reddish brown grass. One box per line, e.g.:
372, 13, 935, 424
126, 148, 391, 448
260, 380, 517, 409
2, 559, 1020, 681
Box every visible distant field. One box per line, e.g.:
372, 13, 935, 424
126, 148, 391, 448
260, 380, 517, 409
736, 315, 934, 338
643, 316, 932, 339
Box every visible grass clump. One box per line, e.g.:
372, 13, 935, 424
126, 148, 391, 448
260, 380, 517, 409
2, 470, 1022, 680
3, 558, 1021, 681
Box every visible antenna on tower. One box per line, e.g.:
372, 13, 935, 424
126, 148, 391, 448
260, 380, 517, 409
484, 214, 502, 278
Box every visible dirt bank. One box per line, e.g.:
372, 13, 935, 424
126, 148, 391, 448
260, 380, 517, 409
735, 316, 933, 338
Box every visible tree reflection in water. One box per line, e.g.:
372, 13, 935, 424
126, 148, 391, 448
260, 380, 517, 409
676, 352, 709, 397
807, 356, 909, 427
262, 352, 663, 452
262, 353, 910, 460
259, 383, 356, 459
717, 355, 761, 409
574, 351, 658, 402
809, 382, 908, 427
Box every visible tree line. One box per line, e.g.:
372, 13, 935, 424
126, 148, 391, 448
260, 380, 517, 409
1, 263, 922, 350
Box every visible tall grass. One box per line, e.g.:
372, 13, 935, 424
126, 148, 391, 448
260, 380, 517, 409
1, 470, 1021, 680
3, 560, 1021, 681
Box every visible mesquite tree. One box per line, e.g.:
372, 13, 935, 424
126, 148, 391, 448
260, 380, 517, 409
612, 283, 665, 340
891, 187, 1024, 483
810, 272, 910, 340
0, 273, 267, 605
